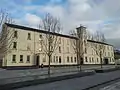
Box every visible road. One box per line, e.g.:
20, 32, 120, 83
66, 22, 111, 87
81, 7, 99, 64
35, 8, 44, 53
14, 70, 120, 90
0, 65, 115, 79
100, 80, 120, 90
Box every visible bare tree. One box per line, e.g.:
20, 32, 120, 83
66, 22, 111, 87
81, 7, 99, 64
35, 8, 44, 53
92, 31, 106, 68
0, 9, 14, 60
38, 13, 61, 75
93, 31, 106, 42
69, 30, 79, 70
69, 30, 77, 53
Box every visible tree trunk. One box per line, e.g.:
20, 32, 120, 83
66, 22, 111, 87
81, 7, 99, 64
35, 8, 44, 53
76, 51, 80, 71
48, 55, 51, 76
100, 52, 103, 69
79, 41, 82, 71
114, 59, 117, 68
80, 57, 82, 71
100, 57, 103, 69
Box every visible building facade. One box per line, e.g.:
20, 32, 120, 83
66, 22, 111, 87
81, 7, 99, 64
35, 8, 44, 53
0, 23, 114, 68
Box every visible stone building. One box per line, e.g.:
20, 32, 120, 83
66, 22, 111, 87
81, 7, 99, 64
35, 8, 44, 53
0, 23, 114, 68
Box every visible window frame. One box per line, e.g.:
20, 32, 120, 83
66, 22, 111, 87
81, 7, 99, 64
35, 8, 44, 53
12, 55, 16, 63
85, 57, 88, 62
13, 42, 17, 49
14, 31, 18, 38
56, 56, 58, 63
26, 55, 30, 63
59, 56, 61, 63
27, 33, 31, 40
89, 57, 91, 63
20, 55, 23, 63
39, 34, 42, 39
59, 37, 61, 44
71, 57, 73, 63
74, 57, 76, 62
67, 56, 69, 62
59, 46, 61, 53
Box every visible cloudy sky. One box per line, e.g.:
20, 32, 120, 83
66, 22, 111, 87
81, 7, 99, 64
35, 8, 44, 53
0, 0, 120, 39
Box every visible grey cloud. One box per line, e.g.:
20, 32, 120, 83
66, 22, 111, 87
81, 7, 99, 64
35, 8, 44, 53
13, 0, 120, 39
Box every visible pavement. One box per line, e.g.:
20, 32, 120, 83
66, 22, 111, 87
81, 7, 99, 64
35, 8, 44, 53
0, 65, 116, 79
14, 70, 120, 90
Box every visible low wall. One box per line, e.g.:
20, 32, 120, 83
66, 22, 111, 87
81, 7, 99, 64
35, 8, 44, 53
95, 67, 120, 73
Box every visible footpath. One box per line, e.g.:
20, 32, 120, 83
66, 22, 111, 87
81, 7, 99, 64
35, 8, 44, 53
0, 67, 120, 90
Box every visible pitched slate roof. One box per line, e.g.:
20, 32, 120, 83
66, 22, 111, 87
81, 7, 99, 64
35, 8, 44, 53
5, 23, 77, 39
87, 40, 113, 46
5, 23, 113, 46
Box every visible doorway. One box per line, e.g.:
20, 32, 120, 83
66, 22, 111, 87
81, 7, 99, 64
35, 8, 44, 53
104, 58, 108, 64
36, 56, 39, 66
80, 58, 83, 65
0, 59, 2, 67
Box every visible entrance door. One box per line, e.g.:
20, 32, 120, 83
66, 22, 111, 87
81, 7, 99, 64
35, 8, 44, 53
80, 58, 83, 65
36, 56, 39, 66
104, 58, 108, 64
0, 59, 2, 67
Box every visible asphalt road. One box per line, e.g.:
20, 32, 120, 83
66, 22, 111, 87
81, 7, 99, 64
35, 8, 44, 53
14, 70, 120, 90
0, 65, 115, 79
100, 80, 120, 90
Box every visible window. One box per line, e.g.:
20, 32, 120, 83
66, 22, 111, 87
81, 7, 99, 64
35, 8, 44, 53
59, 38, 61, 44
56, 56, 58, 63
89, 57, 91, 62
85, 48, 87, 54
97, 58, 99, 62
112, 52, 114, 56
27, 33, 31, 40
67, 47, 69, 53
85, 57, 88, 62
39, 46, 42, 51
92, 57, 94, 62
67, 39, 69, 45
59, 46, 61, 53
13, 42, 17, 49
20, 55, 23, 63
71, 57, 73, 63
14, 31, 17, 38
50, 58, 52, 63
109, 58, 111, 62
43, 57, 46, 62
67, 56, 69, 62
112, 58, 114, 62
74, 57, 76, 62
105, 52, 106, 56
27, 55, 30, 63
27, 44, 31, 50
54, 56, 55, 63
59, 56, 61, 63
12, 55, 16, 63
39, 34, 42, 38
